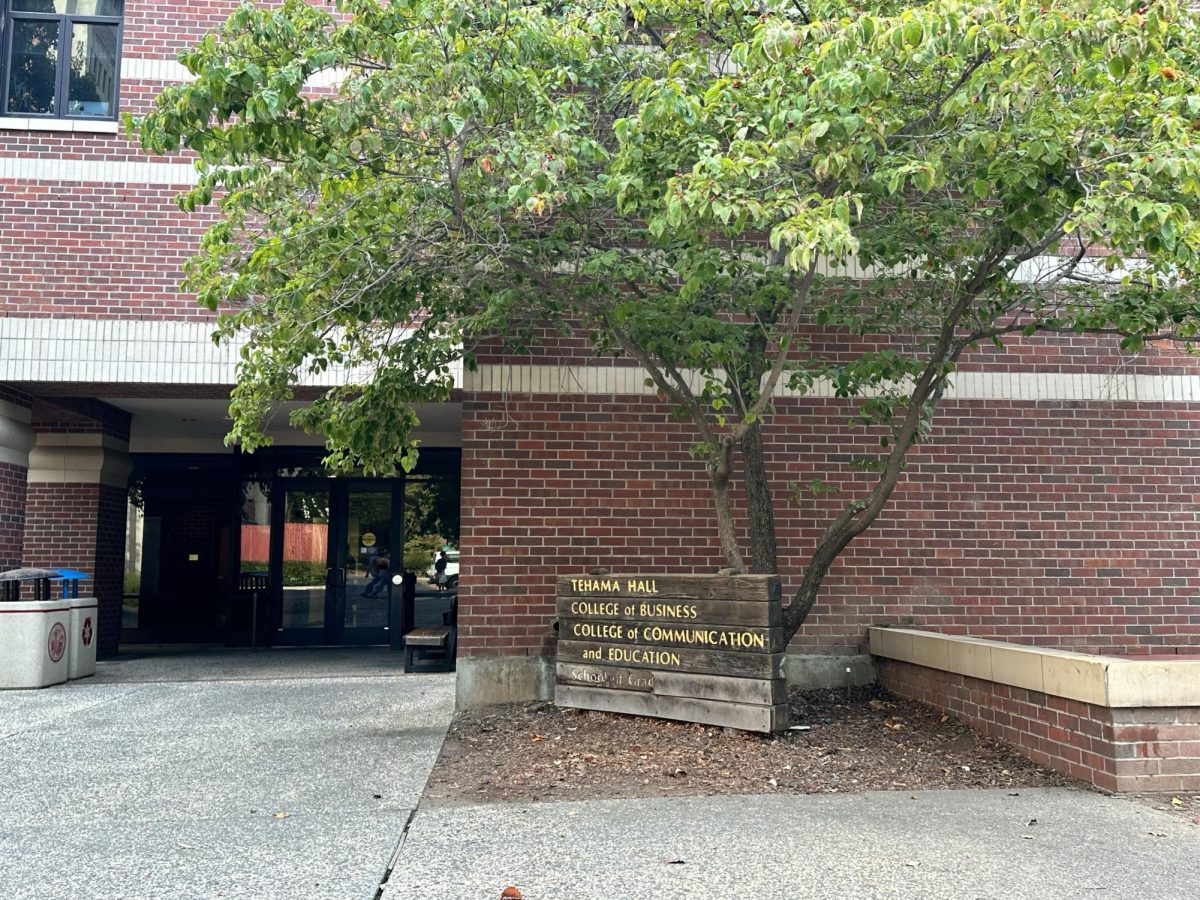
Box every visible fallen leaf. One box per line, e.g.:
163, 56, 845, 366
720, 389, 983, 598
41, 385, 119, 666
939, 715, 950, 724
1027, 819, 1038, 827
1022, 835, 1034, 840
1172, 797, 1184, 807
272, 812, 291, 820
1148, 832, 1167, 838
500, 887, 523, 899
768, 778, 778, 787
531, 735, 545, 743
665, 860, 686, 865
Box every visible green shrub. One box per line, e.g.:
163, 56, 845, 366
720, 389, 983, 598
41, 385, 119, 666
241, 559, 329, 587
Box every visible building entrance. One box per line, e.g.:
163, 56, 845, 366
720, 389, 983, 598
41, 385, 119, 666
270, 481, 399, 646
125, 449, 460, 650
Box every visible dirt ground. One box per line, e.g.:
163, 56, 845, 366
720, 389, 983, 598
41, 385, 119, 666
422, 686, 1079, 807
1130, 790, 1200, 825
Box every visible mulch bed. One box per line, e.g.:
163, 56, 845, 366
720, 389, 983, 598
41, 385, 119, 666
422, 686, 1077, 807
1131, 791, 1200, 825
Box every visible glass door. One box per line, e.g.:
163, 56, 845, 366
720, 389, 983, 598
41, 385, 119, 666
274, 486, 332, 645
335, 488, 395, 645
266, 481, 398, 645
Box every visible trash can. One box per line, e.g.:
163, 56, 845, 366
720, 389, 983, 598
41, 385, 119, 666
53, 570, 97, 680
0, 568, 71, 690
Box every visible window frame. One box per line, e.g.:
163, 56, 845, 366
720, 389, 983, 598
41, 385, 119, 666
1, 1, 124, 122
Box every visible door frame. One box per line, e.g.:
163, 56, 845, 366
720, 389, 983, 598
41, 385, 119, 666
269, 478, 404, 647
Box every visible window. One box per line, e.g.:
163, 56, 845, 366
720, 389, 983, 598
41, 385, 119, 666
2, 1, 123, 120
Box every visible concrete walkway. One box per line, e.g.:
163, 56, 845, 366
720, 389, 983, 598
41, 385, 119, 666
0, 649, 454, 900
385, 789, 1200, 900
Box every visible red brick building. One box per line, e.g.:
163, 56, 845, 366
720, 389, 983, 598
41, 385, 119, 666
2, 2, 1198, 709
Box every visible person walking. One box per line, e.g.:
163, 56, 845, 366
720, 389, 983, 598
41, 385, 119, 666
362, 548, 390, 598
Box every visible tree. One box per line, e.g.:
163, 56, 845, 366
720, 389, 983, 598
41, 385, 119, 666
137, 0, 1200, 644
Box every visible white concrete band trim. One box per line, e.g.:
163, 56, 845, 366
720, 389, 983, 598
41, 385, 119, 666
128, 429, 463, 455
869, 627, 1200, 708
0, 117, 120, 134
466, 363, 1200, 404
119, 56, 348, 89
27, 433, 132, 488
0, 401, 32, 425
0, 316, 1195, 402
0, 318, 463, 389
811, 252, 1142, 287
0, 155, 198, 186
0, 407, 34, 469
121, 57, 193, 83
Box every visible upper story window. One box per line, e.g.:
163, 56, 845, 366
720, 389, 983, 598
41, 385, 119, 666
2, 1, 123, 120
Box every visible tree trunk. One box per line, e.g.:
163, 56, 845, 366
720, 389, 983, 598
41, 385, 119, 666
740, 421, 778, 574
781, 530, 845, 638
709, 440, 747, 573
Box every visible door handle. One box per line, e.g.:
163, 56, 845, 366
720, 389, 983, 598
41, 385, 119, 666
339, 567, 347, 587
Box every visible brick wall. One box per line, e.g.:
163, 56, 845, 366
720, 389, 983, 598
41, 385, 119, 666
458, 392, 1200, 660
0, 462, 27, 570
23, 483, 127, 658
0, 181, 215, 319
879, 657, 1200, 793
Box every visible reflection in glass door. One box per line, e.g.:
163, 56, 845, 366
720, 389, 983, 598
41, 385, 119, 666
341, 490, 393, 641
279, 489, 330, 639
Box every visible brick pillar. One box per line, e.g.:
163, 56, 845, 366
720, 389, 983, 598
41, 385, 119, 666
24, 434, 131, 658
0, 397, 33, 570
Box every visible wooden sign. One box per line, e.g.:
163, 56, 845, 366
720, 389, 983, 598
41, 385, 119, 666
554, 574, 789, 733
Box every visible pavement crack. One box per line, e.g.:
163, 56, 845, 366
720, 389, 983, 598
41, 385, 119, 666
373, 807, 418, 900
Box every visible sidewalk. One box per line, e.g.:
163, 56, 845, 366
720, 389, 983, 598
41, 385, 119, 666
384, 788, 1199, 899
0, 650, 454, 900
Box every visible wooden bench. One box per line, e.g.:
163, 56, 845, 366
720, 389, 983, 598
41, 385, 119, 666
403, 626, 456, 673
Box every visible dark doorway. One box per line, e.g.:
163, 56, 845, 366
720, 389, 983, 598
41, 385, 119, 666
129, 455, 239, 642
127, 448, 460, 650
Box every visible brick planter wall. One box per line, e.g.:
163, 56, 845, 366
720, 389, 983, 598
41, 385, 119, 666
879, 657, 1200, 792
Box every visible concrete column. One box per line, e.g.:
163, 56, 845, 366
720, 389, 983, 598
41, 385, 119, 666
0, 400, 34, 570
25, 434, 132, 658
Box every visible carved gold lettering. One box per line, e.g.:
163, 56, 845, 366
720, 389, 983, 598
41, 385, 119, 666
625, 579, 659, 594
605, 647, 682, 667
569, 668, 610, 684
570, 622, 625, 640
568, 600, 620, 616
640, 625, 767, 649
571, 579, 626, 593
638, 603, 698, 619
